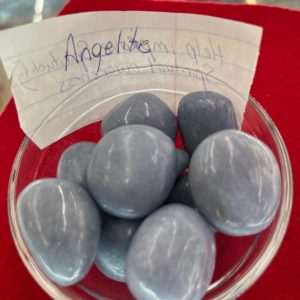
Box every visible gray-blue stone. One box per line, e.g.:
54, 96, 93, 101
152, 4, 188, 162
126, 204, 216, 300
101, 92, 178, 140
17, 179, 101, 286
165, 174, 195, 208
175, 149, 189, 176
57, 142, 96, 188
178, 91, 238, 154
95, 215, 141, 282
87, 125, 177, 219
189, 129, 281, 236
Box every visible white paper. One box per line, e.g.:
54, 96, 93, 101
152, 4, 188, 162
0, 11, 262, 149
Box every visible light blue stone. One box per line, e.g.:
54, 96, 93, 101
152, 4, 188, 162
178, 91, 238, 154
126, 204, 216, 300
87, 125, 177, 219
17, 179, 101, 286
101, 92, 178, 140
57, 142, 96, 188
95, 215, 141, 282
189, 129, 281, 236
175, 149, 189, 176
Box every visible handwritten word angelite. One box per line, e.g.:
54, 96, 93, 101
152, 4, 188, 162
64, 27, 151, 73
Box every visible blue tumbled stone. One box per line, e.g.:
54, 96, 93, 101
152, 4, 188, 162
166, 174, 195, 209
189, 129, 281, 236
101, 92, 178, 140
126, 204, 216, 300
95, 215, 141, 282
178, 91, 238, 154
57, 142, 96, 188
87, 125, 177, 219
17, 179, 101, 286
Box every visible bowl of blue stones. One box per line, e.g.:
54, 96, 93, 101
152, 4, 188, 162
9, 87, 292, 300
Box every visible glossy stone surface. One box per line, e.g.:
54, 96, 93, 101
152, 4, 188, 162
57, 142, 96, 188
178, 91, 238, 154
166, 174, 195, 208
95, 216, 141, 282
175, 149, 189, 176
189, 129, 281, 236
101, 92, 178, 140
17, 179, 101, 286
126, 204, 216, 300
87, 125, 177, 218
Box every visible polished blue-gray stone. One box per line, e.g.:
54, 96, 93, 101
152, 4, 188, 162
175, 149, 189, 176
101, 92, 178, 140
95, 215, 141, 282
178, 91, 238, 154
126, 204, 216, 300
189, 129, 281, 236
17, 179, 101, 286
87, 125, 177, 219
57, 142, 96, 188
166, 174, 195, 209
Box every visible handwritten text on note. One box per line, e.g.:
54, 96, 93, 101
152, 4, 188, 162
0, 11, 262, 148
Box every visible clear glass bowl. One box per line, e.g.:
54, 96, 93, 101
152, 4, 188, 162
8, 71, 293, 300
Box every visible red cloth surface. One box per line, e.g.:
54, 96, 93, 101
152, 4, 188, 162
0, 0, 300, 299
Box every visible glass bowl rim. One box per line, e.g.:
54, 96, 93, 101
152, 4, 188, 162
7, 96, 293, 300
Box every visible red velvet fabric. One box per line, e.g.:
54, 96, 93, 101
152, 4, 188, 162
0, 0, 299, 299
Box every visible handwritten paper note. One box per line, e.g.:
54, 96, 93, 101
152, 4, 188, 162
0, 11, 262, 148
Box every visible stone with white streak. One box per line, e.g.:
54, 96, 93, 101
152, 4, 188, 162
126, 204, 216, 300
189, 129, 281, 236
